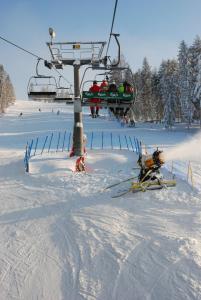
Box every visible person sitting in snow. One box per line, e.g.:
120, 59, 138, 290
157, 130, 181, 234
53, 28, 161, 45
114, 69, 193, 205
75, 156, 85, 172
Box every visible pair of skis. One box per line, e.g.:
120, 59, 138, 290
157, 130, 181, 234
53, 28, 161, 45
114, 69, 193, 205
112, 179, 176, 198
105, 173, 176, 198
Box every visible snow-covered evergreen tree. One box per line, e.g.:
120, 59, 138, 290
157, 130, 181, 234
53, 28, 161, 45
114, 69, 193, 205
0, 65, 16, 113
159, 59, 179, 128
178, 40, 193, 124
133, 69, 143, 120
140, 57, 153, 120
151, 70, 163, 121
193, 53, 201, 123
187, 35, 201, 118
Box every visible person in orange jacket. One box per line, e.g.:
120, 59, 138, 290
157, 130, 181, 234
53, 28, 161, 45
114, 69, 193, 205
89, 80, 100, 117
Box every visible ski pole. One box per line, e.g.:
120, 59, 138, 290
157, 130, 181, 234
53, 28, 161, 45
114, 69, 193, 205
104, 175, 138, 190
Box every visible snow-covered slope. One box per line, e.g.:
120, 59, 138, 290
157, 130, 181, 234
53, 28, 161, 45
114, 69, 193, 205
0, 100, 201, 300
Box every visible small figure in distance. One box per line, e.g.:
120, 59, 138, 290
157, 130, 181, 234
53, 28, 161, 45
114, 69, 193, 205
19, 112, 23, 117
38, 108, 41, 112
89, 80, 100, 118
57, 110, 60, 115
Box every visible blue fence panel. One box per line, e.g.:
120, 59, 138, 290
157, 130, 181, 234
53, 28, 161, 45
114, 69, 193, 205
68, 132, 72, 151
41, 136, 48, 154
56, 132, 61, 152
62, 131, 66, 152
90, 132, 94, 150
34, 137, 39, 156
133, 137, 138, 154
24, 131, 144, 174
28, 140, 33, 158
124, 135, 129, 150
129, 136, 135, 152
110, 133, 113, 150
48, 133, 53, 153
24, 143, 29, 172
118, 135, 122, 150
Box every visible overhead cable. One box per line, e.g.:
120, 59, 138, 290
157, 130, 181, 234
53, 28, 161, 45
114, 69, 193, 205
105, 0, 119, 57
0, 34, 72, 86
0, 34, 44, 60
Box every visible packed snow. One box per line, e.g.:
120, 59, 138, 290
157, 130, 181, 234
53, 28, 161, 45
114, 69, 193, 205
0, 100, 201, 300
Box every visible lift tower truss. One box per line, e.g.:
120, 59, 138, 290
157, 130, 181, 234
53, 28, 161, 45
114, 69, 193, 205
47, 40, 106, 156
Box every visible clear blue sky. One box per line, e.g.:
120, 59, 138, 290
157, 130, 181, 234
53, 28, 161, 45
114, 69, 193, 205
1, 0, 201, 99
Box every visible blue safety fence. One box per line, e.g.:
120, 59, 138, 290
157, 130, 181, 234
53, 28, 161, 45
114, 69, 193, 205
24, 131, 142, 172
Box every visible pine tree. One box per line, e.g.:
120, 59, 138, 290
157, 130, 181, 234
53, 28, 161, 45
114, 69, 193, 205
159, 59, 179, 128
192, 52, 201, 124
178, 40, 193, 124
140, 57, 153, 120
187, 35, 201, 118
0, 65, 16, 113
133, 69, 143, 120
151, 70, 163, 122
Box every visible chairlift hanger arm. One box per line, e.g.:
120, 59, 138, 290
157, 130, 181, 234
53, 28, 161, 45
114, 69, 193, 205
111, 33, 120, 67
36, 58, 41, 77
100, 33, 120, 68
80, 66, 92, 91
35, 58, 54, 78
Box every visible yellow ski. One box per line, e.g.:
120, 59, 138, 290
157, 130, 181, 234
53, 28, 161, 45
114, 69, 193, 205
131, 180, 176, 191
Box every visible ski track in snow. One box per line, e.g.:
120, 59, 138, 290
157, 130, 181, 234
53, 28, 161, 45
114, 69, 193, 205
0, 100, 201, 299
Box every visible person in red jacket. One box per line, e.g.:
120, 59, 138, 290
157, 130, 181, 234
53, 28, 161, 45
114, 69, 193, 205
100, 79, 108, 92
89, 80, 100, 118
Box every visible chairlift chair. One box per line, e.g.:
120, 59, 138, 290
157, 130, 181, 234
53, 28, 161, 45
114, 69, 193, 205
81, 76, 135, 109
27, 59, 57, 101
54, 76, 74, 103
55, 87, 74, 103
27, 75, 57, 101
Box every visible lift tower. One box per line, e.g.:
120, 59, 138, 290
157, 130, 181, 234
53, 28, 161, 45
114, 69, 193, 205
47, 34, 106, 156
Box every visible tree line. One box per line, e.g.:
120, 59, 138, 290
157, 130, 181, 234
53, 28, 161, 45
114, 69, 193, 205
0, 64, 16, 113
110, 35, 201, 127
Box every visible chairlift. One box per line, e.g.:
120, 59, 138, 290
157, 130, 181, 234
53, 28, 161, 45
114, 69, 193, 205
55, 87, 73, 102
81, 68, 136, 110
80, 33, 136, 110
27, 59, 57, 101
54, 76, 74, 103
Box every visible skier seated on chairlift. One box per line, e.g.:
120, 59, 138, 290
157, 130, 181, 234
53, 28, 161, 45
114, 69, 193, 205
137, 149, 165, 183
100, 79, 109, 92
118, 82, 124, 93
123, 81, 134, 94
89, 80, 100, 118
108, 81, 118, 92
